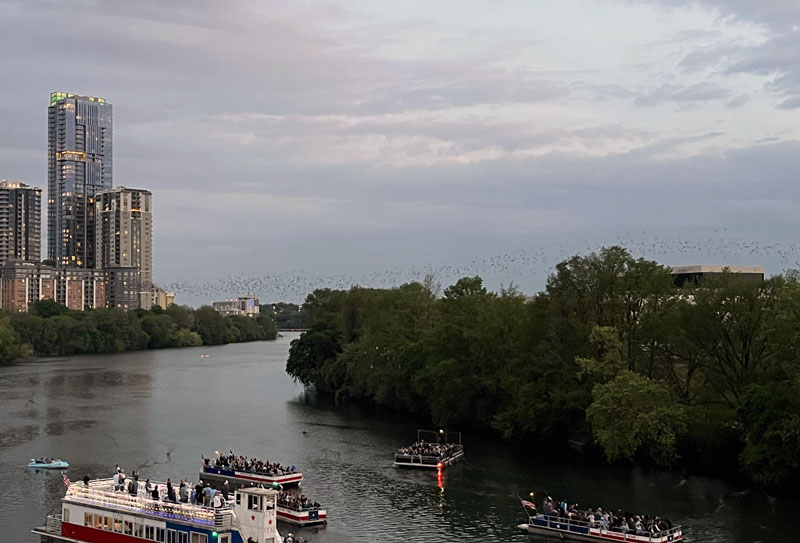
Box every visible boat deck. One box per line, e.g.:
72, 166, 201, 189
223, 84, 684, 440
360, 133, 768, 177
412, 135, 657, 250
65, 478, 224, 527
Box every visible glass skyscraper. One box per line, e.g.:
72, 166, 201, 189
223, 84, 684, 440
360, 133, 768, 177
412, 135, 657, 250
47, 92, 112, 268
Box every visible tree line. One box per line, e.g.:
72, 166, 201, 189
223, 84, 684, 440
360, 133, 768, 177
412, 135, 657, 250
0, 299, 277, 361
286, 247, 800, 487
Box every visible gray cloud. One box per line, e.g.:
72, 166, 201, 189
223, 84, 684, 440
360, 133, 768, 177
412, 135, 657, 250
642, 0, 800, 107
634, 82, 731, 106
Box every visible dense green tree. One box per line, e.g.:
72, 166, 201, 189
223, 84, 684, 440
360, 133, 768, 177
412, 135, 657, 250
141, 313, 177, 349
737, 382, 800, 485
0, 316, 25, 364
29, 299, 70, 318
679, 275, 777, 408
587, 370, 687, 465
193, 306, 231, 345
165, 304, 196, 330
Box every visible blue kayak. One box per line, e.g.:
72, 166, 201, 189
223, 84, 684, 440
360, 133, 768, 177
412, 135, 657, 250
28, 458, 69, 469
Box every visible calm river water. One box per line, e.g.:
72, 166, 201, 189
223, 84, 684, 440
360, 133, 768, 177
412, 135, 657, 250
0, 333, 795, 542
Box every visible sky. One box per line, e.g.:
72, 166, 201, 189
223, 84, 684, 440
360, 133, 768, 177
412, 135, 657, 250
1, 0, 799, 305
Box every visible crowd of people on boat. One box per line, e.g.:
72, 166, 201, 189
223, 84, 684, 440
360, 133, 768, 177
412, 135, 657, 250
535, 497, 674, 535
207, 452, 297, 476
397, 441, 460, 459
277, 491, 321, 511
32, 457, 59, 464
100, 467, 233, 509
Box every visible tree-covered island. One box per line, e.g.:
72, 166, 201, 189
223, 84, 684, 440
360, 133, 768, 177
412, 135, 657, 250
287, 246, 800, 488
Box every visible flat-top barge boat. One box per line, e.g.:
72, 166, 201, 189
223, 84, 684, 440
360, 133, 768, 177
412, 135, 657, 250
517, 495, 683, 543
393, 429, 464, 469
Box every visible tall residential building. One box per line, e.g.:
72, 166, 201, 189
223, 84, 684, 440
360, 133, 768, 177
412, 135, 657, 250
48, 92, 112, 268
0, 180, 42, 266
95, 187, 153, 309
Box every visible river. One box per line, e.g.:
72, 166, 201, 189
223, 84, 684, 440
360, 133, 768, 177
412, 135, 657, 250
0, 333, 794, 542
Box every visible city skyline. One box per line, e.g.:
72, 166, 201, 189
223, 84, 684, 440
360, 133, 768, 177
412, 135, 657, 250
1, 1, 799, 305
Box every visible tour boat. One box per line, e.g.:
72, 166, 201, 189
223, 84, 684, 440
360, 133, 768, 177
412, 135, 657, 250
31, 476, 286, 543
29, 458, 69, 469
393, 429, 464, 469
200, 454, 303, 489
276, 501, 327, 527
517, 500, 683, 543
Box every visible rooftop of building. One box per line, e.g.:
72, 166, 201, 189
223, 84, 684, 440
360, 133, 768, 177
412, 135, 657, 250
669, 265, 765, 274
0, 179, 40, 190
50, 91, 107, 105
97, 186, 152, 195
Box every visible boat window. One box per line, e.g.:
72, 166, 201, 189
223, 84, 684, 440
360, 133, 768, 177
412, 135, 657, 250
93, 514, 103, 529
114, 517, 123, 533
219, 535, 230, 543
62, 507, 70, 523
124, 521, 133, 535
84, 513, 92, 527
190, 533, 208, 543
247, 494, 261, 511
236, 494, 241, 505
103, 516, 113, 531
156, 527, 165, 541
134, 521, 144, 537
166, 528, 177, 543
179, 532, 189, 543
145, 525, 156, 539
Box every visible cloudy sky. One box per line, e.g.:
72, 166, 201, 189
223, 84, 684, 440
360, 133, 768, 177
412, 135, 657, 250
1, 0, 799, 304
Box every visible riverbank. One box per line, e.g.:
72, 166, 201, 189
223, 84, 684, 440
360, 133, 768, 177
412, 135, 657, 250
0, 299, 277, 364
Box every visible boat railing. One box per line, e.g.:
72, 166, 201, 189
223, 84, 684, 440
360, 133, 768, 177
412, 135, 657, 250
278, 503, 324, 512
393, 453, 442, 466
67, 478, 226, 526
45, 513, 62, 534
531, 513, 682, 542
205, 464, 298, 477
394, 444, 463, 465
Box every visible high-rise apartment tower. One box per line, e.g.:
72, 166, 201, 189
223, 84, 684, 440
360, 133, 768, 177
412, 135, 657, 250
95, 187, 153, 308
0, 180, 42, 266
47, 92, 112, 268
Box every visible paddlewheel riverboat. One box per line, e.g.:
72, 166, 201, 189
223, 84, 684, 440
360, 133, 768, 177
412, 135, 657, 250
32, 477, 286, 543
517, 501, 683, 542
393, 429, 464, 469
200, 453, 302, 489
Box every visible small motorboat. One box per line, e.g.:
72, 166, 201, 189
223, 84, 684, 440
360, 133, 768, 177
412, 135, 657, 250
28, 458, 69, 469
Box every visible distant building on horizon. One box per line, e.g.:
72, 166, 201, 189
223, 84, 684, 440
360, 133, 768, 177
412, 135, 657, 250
152, 286, 175, 310
48, 91, 112, 269
0, 179, 41, 266
212, 295, 260, 317
670, 265, 765, 287
95, 187, 153, 309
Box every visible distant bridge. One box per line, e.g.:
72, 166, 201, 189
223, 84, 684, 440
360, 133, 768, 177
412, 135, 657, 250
277, 328, 309, 332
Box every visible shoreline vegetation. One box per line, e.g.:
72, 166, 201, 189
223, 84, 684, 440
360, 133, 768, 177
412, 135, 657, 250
286, 246, 800, 488
0, 300, 277, 361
